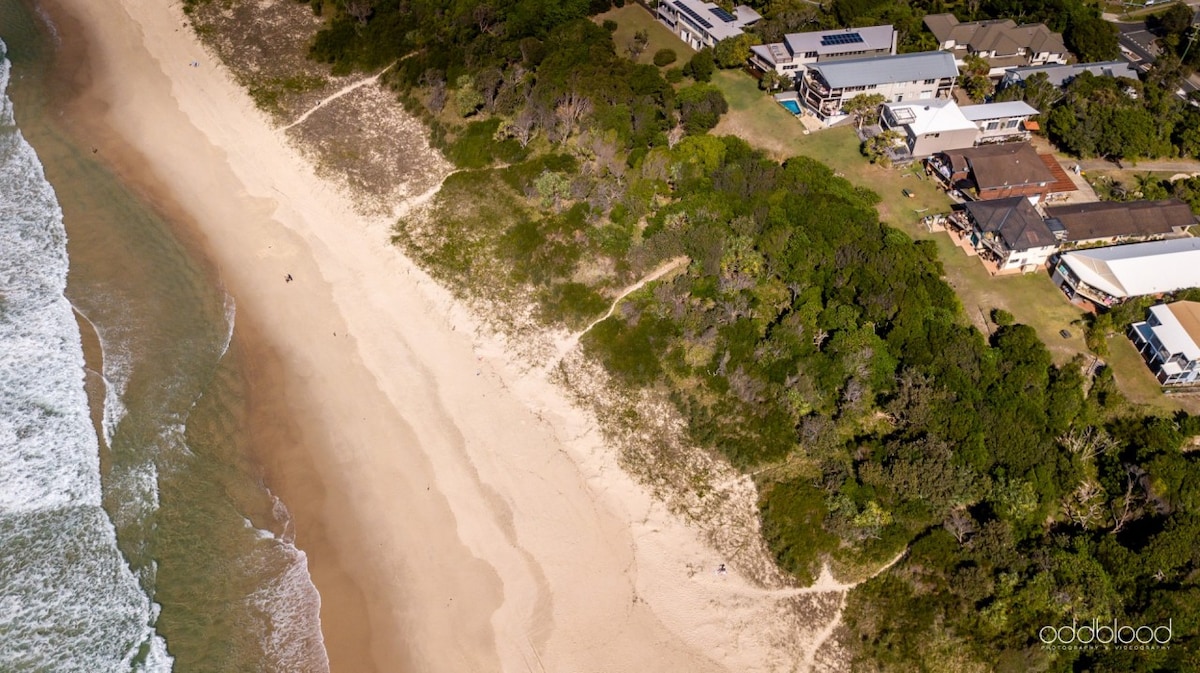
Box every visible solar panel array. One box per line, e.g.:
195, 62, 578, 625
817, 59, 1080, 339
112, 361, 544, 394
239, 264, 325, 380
673, 1, 713, 29
710, 6, 737, 23
820, 32, 864, 46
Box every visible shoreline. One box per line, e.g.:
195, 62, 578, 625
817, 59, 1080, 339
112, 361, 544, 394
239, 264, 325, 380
35, 3, 414, 669
35, 0, 819, 671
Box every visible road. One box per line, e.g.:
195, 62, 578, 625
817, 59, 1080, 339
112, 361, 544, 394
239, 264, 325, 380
1078, 157, 1200, 173
1107, 17, 1200, 97
1115, 20, 1160, 65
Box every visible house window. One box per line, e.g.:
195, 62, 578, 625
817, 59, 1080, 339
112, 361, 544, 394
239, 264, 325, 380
783, 64, 798, 70
805, 51, 818, 58
1006, 119, 1020, 128
986, 121, 1000, 130
924, 79, 937, 84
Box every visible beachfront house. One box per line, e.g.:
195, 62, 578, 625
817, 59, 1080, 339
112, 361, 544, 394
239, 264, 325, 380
1044, 199, 1196, 247
799, 51, 958, 122
880, 99, 979, 158
1129, 301, 1200, 386
750, 25, 897, 79
656, 0, 761, 51
1051, 238, 1200, 308
928, 142, 1068, 203
949, 197, 1059, 272
883, 99, 1040, 158
1000, 60, 1139, 90
924, 13, 1068, 77
960, 101, 1038, 145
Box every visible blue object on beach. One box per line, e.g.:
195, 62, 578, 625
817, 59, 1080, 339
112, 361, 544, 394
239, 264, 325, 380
779, 99, 801, 115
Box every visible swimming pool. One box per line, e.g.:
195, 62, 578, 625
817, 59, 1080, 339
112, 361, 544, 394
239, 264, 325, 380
779, 99, 801, 115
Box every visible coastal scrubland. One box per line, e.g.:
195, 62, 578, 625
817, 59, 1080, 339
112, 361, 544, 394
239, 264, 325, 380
181, 0, 1200, 670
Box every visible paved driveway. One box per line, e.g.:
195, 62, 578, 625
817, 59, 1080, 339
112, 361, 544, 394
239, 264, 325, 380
1117, 21, 1159, 64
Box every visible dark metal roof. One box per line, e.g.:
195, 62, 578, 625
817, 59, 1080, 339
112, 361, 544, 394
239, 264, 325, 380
1044, 199, 1197, 242
963, 196, 1058, 251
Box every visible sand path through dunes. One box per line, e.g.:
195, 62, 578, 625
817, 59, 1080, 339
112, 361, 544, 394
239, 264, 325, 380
44, 0, 847, 671
281, 61, 395, 132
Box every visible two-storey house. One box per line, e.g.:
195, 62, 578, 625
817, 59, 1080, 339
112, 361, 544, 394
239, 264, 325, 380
924, 13, 1068, 77
750, 25, 897, 78
1129, 301, 1200, 386
656, 0, 761, 51
799, 51, 958, 122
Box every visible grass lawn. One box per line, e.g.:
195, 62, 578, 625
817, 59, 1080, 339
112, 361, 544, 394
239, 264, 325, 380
594, 4, 691, 67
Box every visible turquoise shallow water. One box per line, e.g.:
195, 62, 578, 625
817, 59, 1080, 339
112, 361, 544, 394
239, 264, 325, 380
0, 2, 329, 670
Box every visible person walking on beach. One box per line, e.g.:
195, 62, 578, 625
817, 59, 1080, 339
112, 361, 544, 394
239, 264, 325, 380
285, 274, 293, 283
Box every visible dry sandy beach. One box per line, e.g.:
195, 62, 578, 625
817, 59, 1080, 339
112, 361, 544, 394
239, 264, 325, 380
41, 0, 835, 670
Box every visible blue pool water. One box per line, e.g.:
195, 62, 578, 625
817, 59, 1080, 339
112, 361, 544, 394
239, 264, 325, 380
779, 99, 801, 115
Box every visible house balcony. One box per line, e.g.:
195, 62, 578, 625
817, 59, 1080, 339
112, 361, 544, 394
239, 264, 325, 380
1128, 321, 1165, 362
975, 130, 1031, 145
926, 157, 954, 185
947, 211, 972, 234
802, 71, 831, 96
977, 232, 1013, 260
818, 102, 844, 117
1070, 280, 1118, 308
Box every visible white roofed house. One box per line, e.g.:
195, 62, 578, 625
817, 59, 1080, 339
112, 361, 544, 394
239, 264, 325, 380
882, 99, 1041, 157
959, 101, 1038, 145
656, 0, 761, 51
1129, 302, 1200, 386
880, 99, 978, 158
749, 25, 897, 79
799, 51, 959, 123
1051, 238, 1200, 309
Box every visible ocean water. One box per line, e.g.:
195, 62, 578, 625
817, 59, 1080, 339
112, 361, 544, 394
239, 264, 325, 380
0, 39, 172, 672
0, 3, 329, 671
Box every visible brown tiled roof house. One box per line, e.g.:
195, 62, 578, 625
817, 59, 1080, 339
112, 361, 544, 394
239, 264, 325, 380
924, 13, 1068, 73
934, 143, 1060, 202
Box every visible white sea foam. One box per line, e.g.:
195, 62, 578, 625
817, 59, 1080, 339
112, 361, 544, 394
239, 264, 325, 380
71, 304, 131, 446
219, 290, 236, 358
246, 495, 331, 673
249, 545, 332, 673
0, 42, 172, 672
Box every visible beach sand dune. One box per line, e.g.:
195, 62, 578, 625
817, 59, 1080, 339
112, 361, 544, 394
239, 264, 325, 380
41, 0, 846, 670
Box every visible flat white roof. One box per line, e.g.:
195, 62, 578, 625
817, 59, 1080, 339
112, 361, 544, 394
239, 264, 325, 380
1060, 237, 1200, 299
1149, 303, 1200, 362
959, 101, 1038, 121
885, 99, 976, 134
